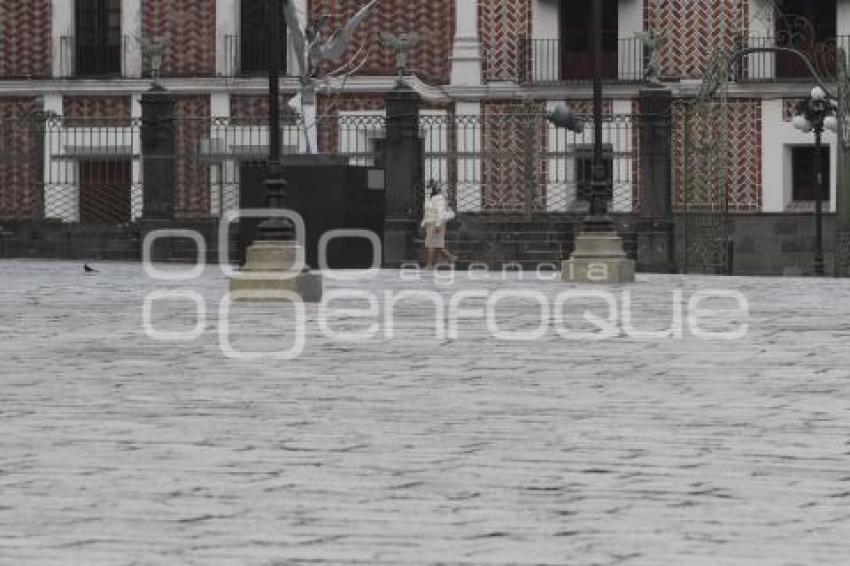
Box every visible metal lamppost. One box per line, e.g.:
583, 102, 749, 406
587, 0, 612, 232
256, 0, 295, 240
230, 0, 322, 302
547, 0, 634, 283
792, 86, 839, 276
549, 0, 612, 229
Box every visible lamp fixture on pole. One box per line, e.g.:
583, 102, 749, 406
792, 86, 838, 277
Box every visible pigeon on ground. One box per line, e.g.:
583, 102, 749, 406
84, 264, 99, 274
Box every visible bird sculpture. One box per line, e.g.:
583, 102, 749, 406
380, 31, 422, 80
284, 0, 378, 78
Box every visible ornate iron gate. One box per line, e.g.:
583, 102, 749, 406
678, 54, 734, 275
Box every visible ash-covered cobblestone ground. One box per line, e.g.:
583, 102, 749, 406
1, 260, 849, 565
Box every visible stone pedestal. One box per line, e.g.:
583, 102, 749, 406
140, 85, 176, 220
562, 232, 636, 284
383, 84, 423, 267
229, 240, 323, 302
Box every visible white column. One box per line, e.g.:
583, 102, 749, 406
532, 0, 560, 83
761, 99, 838, 213
52, 1, 73, 77
618, 0, 643, 80
217, 0, 239, 76
610, 100, 634, 213
289, 0, 308, 76
838, 0, 850, 59
545, 100, 572, 212
131, 94, 143, 220
455, 101, 482, 211
748, 0, 774, 80
42, 95, 76, 221
210, 93, 239, 216
123, 0, 142, 78
450, 0, 482, 86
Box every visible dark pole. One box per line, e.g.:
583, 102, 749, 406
268, 0, 282, 165
257, 0, 293, 240
588, 0, 610, 231
814, 126, 825, 276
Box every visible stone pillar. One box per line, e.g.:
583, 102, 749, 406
122, 0, 143, 77
835, 126, 850, 276
140, 85, 176, 220
383, 84, 423, 267
637, 86, 675, 273
450, 0, 482, 86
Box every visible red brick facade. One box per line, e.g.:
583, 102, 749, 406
230, 94, 299, 124
309, 0, 455, 84
479, 0, 531, 82
480, 100, 544, 211
646, 0, 748, 79
672, 99, 762, 212
0, 98, 43, 218
63, 97, 133, 127
143, 0, 216, 77
0, 0, 52, 78
174, 96, 212, 217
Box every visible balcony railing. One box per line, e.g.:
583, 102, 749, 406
518, 35, 644, 85
738, 34, 850, 81
60, 36, 127, 78
224, 35, 287, 78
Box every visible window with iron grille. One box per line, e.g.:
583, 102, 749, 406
775, 0, 836, 78
75, 0, 122, 76
560, 0, 618, 80
240, 0, 287, 75
792, 146, 830, 202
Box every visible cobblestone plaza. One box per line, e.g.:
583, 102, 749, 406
1, 261, 849, 564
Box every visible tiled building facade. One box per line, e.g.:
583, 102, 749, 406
0, 0, 846, 221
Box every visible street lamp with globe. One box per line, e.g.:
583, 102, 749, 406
792, 86, 839, 276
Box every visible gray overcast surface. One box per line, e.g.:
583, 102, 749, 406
1, 261, 849, 565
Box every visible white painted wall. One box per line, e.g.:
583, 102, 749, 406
450, 0, 483, 85
209, 93, 231, 216
618, 0, 642, 81
131, 94, 143, 219
544, 99, 636, 213
217, 0, 239, 76
455, 101, 482, 212
838, 0, 850, 61
838, 0, 850, 37
52, 1, 74, 77
531, 0, 559, 83
123, 0, 142, 78
747, 0, 775, 80
761, 99, 837, 212
42, 95, 71, 220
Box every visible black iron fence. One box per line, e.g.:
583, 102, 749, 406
0, 111, 651, 223
516, 36, 645, 84
738, 34, 850, 81
420, 112, 642, 215
224, 35, 288, 77
59, 35, 128, 78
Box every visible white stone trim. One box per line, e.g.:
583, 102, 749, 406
217, 0, 239, 77
454, 101, 482, 212
761, 98, 837, 213
123, 0, 142, 78
52, 1, 74, 78
450, 0, 482, 86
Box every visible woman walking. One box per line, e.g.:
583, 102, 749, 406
421, 181, 457, 269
